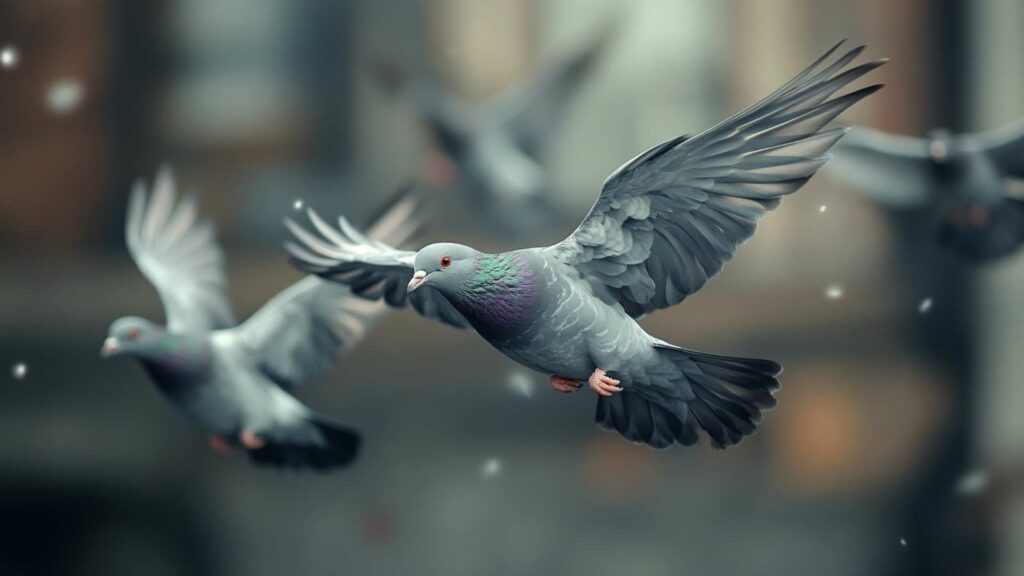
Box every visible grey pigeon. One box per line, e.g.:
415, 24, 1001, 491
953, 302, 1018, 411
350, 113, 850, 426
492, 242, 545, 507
827, 122, 1024, 262
373, 26, 611, 236
102, 167, 419, 470
288, 42, 885, 450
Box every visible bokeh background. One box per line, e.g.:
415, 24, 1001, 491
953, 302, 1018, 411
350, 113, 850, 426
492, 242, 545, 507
1, 0, 1023, 574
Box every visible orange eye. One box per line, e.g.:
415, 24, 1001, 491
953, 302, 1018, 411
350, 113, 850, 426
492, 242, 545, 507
128, 329, 140, 341
440, 256, 452, 268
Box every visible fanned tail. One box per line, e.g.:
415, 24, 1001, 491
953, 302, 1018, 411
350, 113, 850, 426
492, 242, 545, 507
596, 345, 781, 449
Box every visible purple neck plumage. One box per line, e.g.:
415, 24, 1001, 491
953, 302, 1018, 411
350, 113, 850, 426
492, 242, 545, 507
450, 252, 538, 340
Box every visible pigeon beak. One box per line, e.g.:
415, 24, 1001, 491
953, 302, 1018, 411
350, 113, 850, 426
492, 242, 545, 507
407, 270, 427, 293
101, 337, 121, 358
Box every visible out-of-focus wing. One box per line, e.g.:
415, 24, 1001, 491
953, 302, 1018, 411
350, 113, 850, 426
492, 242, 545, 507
229, 277, 387, 390
827, 126, 934, 207
484, 22, 613, 157
126, 166, 235, 333
545, 42, 885, 318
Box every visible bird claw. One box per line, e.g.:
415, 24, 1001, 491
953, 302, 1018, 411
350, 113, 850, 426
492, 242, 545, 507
588, 369, 622, 397
239, 430, 265, 450
209, 434, 232, 454
549, 375, 582, 393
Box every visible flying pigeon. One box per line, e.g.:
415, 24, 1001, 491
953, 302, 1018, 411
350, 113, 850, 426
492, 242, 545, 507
372, 25, 611, 236
827, 122, 1024, 262
102, 167, 419, 470
288, 42, 885, 449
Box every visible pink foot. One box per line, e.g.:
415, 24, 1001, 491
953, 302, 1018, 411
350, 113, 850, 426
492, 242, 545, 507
209, 434, 232, 454
969, 206, 989, 228
239, 430, 265, 450
549, 375, 582, 393
588, 369, 622, 397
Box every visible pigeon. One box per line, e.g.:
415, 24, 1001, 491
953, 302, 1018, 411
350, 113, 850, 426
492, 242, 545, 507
827, 121, 1024, 262
288, 42, 885, 450
372, 25, 611, 236
102, 167, 420, 470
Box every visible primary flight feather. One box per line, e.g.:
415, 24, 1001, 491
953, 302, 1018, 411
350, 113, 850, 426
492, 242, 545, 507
289, 42, 886, 449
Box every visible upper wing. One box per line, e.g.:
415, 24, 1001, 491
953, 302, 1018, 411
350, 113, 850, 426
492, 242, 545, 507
126, 166, 235, 333
545, 42, 885, 318
229, 276, 388, 390
826, 126, 933, 207
965, 118, 1024, 177
483, 23, 612, 157
231, 194, 433, 389
284, 205, 471, 330
370, 59, 474, 157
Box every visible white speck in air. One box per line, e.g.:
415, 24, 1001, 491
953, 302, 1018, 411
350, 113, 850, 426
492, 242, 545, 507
46, 79, 84, 114
293, 199, 303, 211
11, 362, 27, 380
1, 45, 19, 69
506, 370, 535, 399
918, 298, 933, 314
825, 285, 844, 300
819, 205, 827, 213
956, 470, 990, 497
481, 457, 501, 478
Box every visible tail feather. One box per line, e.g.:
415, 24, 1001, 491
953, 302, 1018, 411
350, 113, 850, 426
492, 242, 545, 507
595, 345, 780, 449
248, 417, 362, 472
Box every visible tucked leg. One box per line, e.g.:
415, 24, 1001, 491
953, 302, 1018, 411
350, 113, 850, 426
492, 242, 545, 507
239, 430, 266, 450
209, 434, 232, 454
588, 369, 622, 397
549, 375, 582, 393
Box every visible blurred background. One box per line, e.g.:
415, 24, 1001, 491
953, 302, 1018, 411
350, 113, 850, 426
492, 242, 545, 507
1, 0, 1022, 574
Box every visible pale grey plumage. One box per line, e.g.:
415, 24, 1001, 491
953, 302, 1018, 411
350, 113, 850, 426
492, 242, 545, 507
291, 42, 884, 449
828, 121, 1024, 262
107, 168, 416, 471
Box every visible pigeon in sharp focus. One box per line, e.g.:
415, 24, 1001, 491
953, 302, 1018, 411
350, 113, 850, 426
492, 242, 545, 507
102, 167, 420, 470
827, 121, 1024, 262
372, 25, 611, 237
288, 42, 885, 450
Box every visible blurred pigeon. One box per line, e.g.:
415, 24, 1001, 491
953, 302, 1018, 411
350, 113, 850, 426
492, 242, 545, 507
288, 42, 885, 449
827, 121, 1024, 262
372, 26, 611, 236
103, 167, 420, 471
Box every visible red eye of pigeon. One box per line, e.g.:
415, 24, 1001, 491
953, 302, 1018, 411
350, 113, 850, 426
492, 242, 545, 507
128, 329, 140, 341
440, 256, 452, 268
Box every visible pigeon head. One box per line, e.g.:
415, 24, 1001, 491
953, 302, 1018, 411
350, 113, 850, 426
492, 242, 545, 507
102, 316, 165, 359
407, 243, 480, 296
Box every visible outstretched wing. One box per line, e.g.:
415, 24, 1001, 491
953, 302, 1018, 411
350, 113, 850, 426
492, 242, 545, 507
967, 118, 1024, 178
231, 194, 427, 389
284, 206, 471, 330
126, 166, 235, 332
827, 126, 933, 207
545, 41, 885, 318
483, 22, 612, 157
230, 277, 388, 390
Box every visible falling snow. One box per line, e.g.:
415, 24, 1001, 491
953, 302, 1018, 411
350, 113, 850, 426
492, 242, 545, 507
900, 538, 907, 547
46, 79, 84, 114
918, 298, 933, 314
481, 457, 502, 478
825, 285, 844, 300
293, 199, 304, 211
506, 370, 535, 399
956, 469, 990, 497
11, 362, 27, 380
1, 45, 19, 69
819, 205, 827, 213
